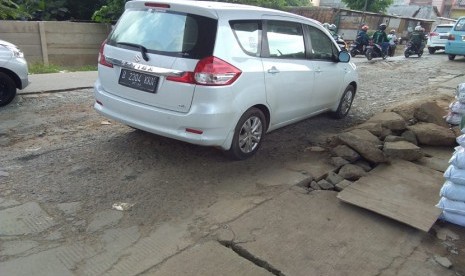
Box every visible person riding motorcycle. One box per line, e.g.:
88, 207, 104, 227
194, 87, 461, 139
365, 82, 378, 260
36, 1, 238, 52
372, 23, 390, 56
355, 24, 370, 47
409, 25, 427, 52
323, 22, 347, 51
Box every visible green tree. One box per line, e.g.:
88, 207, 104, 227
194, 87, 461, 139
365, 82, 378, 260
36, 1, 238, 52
15, 0, 70, 20
0, 0, 29, 19
92, 0, 125, 23
341, 0, 393, 13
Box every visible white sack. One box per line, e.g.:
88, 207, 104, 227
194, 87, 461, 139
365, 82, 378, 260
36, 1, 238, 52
457, 83, 465, 103
440, 180, 465, 202
436, 197, 465, 216
449, 147, 465, 169
445, 112, 462, 125
450, 101, 465, 114
440, 210, 465, 227
444, 165, 465, 185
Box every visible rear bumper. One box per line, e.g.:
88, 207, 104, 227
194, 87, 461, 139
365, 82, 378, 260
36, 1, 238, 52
445, 41, 465, 55
93, 81, 235, 150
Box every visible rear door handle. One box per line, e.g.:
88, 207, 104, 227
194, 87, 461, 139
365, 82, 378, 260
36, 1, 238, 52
267, 66, 280, 74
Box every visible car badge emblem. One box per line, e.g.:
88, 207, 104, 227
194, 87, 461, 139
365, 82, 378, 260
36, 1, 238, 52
134, 54, 141, 63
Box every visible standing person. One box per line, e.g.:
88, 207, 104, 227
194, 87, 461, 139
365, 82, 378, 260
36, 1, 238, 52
372, 23, 390, 56
387, 29, 398, 56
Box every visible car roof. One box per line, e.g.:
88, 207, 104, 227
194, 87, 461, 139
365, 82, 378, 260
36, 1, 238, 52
125, 0, 318, 24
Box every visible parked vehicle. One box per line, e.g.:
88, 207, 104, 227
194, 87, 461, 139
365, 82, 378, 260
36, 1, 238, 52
0, 39, 29, 106
94, 0, 358, 160
445, 17, 465, 61
427, 23, 454, 54
365, 40, 386, 60
349, 42, 366, 57
404, 41, 424, 58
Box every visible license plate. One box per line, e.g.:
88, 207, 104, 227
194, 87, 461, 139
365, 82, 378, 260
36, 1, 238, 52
440, 35, 448, 39
118, 69, 159, 93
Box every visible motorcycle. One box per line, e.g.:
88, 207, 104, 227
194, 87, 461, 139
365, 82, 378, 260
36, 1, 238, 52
404, 42, 423, 58
333, 34, 348, 52
349, 42, 366, 57
365, 40, 387, 60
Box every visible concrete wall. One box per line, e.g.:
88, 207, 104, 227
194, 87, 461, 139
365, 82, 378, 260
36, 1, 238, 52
0, 21, 112, 66
287, 7, 435, 41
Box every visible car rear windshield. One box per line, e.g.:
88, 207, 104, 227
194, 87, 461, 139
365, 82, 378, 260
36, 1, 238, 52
435, 26, 453, 33
107, 9, 217, 59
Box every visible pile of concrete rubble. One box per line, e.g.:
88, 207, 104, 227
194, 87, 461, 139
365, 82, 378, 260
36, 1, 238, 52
307, 93, 457, 192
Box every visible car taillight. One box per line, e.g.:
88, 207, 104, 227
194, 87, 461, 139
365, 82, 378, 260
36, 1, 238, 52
167, 56, 242, 86
98, 39, 113, 68
145, 2, 170, 8
429, 32, 438, 37
448, 34, 455, 40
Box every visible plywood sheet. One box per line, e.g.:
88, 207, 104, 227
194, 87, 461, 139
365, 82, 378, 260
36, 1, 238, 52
337, 159, 443, 232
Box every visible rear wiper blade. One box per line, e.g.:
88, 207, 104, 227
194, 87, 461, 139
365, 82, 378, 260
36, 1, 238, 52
117, 42, 149, 61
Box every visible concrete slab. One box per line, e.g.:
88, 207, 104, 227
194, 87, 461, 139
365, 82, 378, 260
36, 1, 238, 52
0, 242, 96, 276
0, 202, 55, 235
338, 160, 443, 232
219, 190, 452, 276
80, 224, 194, 276
144, 241, 272, 276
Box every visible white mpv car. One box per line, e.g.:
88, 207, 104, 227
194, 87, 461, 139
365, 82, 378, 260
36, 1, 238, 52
94, 0, 358, 160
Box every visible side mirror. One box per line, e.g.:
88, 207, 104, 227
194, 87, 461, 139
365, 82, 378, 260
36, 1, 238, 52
338, 51, 350, 63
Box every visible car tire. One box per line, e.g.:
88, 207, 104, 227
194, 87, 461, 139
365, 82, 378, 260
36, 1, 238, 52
0, 72, 17, 107
226, 107, 266, 160
428, 47, 435, 54
448, 54, 456, 60
332, 85, 355, 119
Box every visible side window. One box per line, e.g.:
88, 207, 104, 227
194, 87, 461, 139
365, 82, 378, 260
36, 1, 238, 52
266, 20, 305, 59
455, 19, 465, 31
306, 25, 338, 61
230, 20, 262, 56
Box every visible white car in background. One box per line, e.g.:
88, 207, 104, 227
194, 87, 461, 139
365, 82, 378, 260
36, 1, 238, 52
0, 39, 29, 106
94, 0, 358, 159
427, 24, 455, 54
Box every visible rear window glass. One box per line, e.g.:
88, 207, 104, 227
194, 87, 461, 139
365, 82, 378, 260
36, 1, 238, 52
108, 9, 217, 59
435, 26, 453, 33
230, 21, 262, 56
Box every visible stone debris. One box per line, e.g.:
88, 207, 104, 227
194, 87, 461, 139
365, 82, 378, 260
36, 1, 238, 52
338, 164, 367, 181
319, 98, 457, 193
317, 179, 334, 190
433, 255, 453, 268
331, 145, 360, 162
383, 141, 423, 161
408, 123, 456, 146
325, 171, 345, 185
